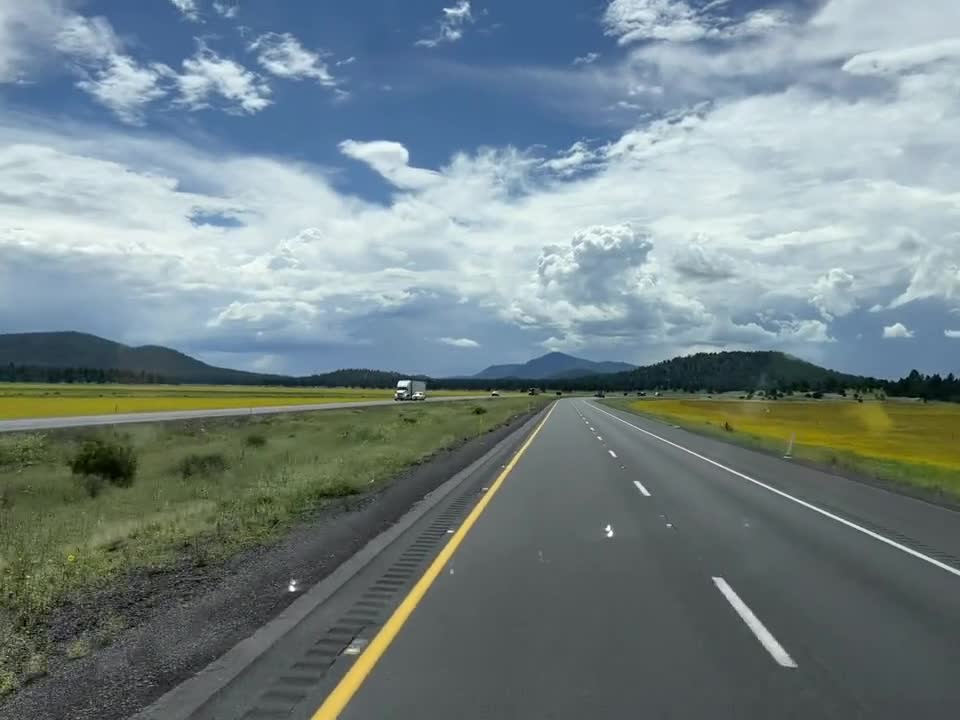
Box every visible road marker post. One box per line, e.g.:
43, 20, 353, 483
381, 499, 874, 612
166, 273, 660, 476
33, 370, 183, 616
783, 432, 795, 459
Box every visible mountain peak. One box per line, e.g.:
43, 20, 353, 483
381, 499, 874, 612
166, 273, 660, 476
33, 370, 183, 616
473, 351, 635, 380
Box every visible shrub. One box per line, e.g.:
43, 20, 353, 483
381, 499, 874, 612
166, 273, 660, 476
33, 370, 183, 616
723, 421, 734, 432
65, 637, 90, 660
318, 479, 358, 498
24, 652, 47, 681
471, 406, 488, 415
811, 391, 824, 399
177, 452, 228, 479
94, 615, 127, 648
245, 433, 267, 448
69, 438, 138, 488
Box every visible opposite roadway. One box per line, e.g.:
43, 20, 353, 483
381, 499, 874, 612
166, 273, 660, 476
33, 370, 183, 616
160, 398, 960, 719
0, 395, 482, 433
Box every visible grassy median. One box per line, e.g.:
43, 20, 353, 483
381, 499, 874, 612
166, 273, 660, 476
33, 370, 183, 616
605, 397, 960, 497
0, 396, 546, 696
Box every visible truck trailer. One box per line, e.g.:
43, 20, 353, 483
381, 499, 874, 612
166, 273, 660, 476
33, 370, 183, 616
395, 379, 427, 401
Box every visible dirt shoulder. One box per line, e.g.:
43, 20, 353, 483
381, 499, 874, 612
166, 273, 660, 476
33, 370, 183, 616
0, 404, 544, 720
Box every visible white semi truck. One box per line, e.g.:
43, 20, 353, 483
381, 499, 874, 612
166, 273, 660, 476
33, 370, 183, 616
395, 379, 427, 401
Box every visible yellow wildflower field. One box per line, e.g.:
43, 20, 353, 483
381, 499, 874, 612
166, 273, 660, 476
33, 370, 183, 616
624, 398, 960, 471
0, 384, 481, 419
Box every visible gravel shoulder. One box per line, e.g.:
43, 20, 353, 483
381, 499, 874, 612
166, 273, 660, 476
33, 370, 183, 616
0, 405, 542, 720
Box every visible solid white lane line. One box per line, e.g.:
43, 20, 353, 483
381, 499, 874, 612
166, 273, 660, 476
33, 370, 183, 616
712, 577, 797, 668
633, 480, 651, 497
608, 449, 617, 458
587, 404, 960, 580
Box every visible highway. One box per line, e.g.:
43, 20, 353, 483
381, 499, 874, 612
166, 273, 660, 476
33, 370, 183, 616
0, 395, 485, 433
149, 398, 960, 719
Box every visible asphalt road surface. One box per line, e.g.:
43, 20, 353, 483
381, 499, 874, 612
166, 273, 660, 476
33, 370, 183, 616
163, 398, 960, 719
0, 395, 484, 433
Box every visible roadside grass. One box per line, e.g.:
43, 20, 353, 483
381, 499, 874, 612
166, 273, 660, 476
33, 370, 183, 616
604, 398, 960, 497
0, 396, 545, 696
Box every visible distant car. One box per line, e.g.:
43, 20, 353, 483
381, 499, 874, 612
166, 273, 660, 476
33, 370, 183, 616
412, 391, 426, 401
490, 390, 500, 397
594, 391, 605, 398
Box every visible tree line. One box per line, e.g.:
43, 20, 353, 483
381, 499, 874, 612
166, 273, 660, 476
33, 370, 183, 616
0, 363, 167, 385
1, 355, 957, 402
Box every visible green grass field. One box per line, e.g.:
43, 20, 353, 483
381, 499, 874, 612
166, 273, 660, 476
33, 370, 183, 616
605, 397, 960, 497
0, 383, 487, 420
0, 396, 545, 695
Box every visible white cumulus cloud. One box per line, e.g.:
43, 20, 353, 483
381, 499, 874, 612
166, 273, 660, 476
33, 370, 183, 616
810, 268, 857, 320
416, 1, 475, 48
77, 55, 173, 124
250, 32, 335, 85
602, 0, 788, 44
537, 223, 655, 305
945, 329, 960, 339
212, 1, 239, 19
54, 14, 121, 61
439, 337, 480, 348
889, 248, 960, 309
573, 52, 600, 66
671, 237, 736, 281
169, 0, 200, 22
339, 140, 442, 190
541, 141, 598, 176
176, 46, 272, 114
883, 322, 914, 339
604, 0, 711, 43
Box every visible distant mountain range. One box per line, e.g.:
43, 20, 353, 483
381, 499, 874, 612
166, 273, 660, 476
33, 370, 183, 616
5, 330, 952, 402
0, 331, 275, 384
473, 352, 635, 380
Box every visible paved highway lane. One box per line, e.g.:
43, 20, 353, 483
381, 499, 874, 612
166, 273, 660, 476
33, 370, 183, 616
303, 399, 960, 719
0, 396, 485, 433
579, 401, 960, 717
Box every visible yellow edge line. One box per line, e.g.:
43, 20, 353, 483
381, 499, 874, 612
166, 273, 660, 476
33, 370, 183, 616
310, 401, 557, 719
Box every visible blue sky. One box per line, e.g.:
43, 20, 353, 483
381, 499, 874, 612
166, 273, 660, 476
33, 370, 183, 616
1, 0, 959, 378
